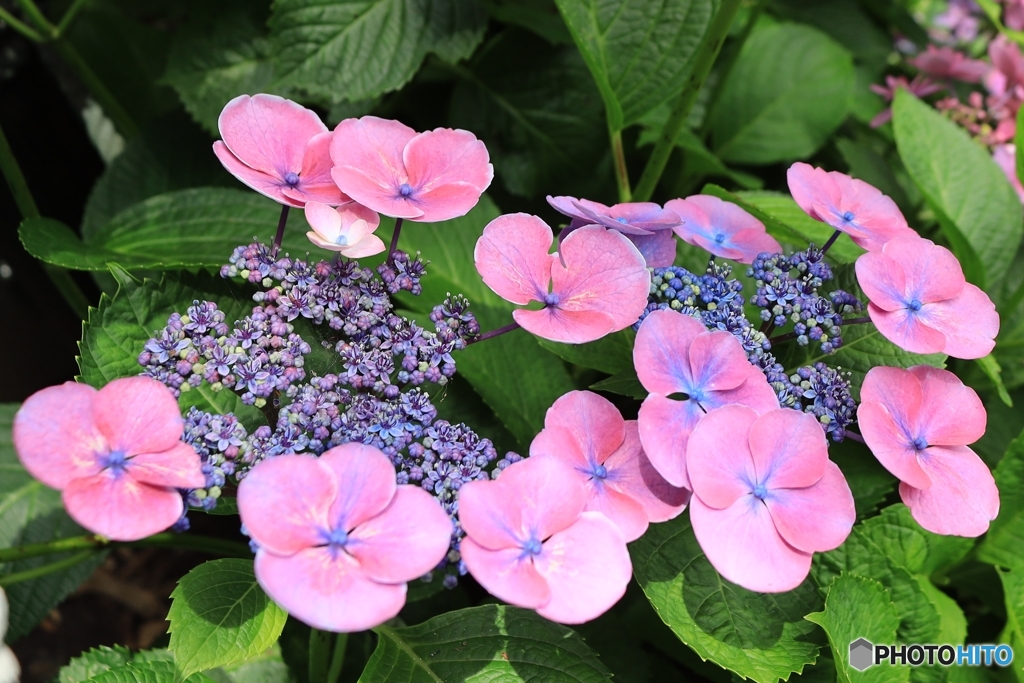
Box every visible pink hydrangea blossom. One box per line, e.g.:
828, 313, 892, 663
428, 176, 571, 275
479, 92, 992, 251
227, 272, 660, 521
909, 45, 991, 82
869, 75, 942, 128
547, 196, 681, 267
1002, 0, 1024, 31
855, 235, 998, 359
330, 116, 492, 222
237, 443, 452, 632
985, 35, 1024, 99
787, 163, 916, 251
994, 144, 1024, 203
12, 377, 205, 541
633, 309, 779, 489
304, 201, 386, 257
858, 366, 998, 537
665, 195, 782, 264
458, 456, 632, 624
213, 94, 348, 208
687, 405, 855, 593
474, 213, 650, 343
529, 391, 689, 542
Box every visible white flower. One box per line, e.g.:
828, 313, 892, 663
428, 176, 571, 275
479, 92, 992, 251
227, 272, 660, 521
304, 201, 386, 257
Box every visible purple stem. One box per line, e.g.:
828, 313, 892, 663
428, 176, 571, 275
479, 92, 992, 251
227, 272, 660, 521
842, 316, 873, 325
819, 229, 842, 256
467, 320, 521, 345
768, 330, 797, 345
271, 205, 290, 257
843, 430, 865, 444
387, 217, 404, 263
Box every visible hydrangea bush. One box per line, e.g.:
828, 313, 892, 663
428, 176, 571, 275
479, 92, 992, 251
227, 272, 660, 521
3, 0, 1024, 682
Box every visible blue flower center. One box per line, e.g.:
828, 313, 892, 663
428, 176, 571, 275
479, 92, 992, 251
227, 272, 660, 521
616, 217, 628, 224
908, 299, 923, 312
284, 172, 300, 187
913, 437, 928, 451
714, 233, 726, 244
544, 292, 561, 306
322, 527, 349, 548
102, 450, 128, 475
842, 211, 854, 222
399, 183, 413, 197
592, 464, 608, 480
523, 537, 543, 556
752, 483, 768, 499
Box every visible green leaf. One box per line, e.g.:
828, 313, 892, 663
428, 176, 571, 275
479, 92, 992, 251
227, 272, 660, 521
770, 0, 891, 74
828, 439, 896, 519
60, 645, 133, 682
85, 660, 217, 683
219, 644, 290, 683
1016, 105, 1024, 186
709, 23, 854, 165
805, 574, 907, 683
269, 0, 488, 104
0, 404, 107, 642
538, 328, 635, 375
358, 604, 612, 682
167, 559, 287, 680
976, 354, 1014, 407
24, 189, 322, 272
589, 367, 647, 399
892, 89, 1024, 287
638, 123, 763, 195
630, 514, 824, 683
553, 0, 714, 130
996, 567, 1024, 683
979, 429, 1024, 569
483, 0, 573, 44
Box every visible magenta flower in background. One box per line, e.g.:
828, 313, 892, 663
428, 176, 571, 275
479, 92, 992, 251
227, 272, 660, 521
994, 144, 1024, 203
985, 35, 1024, 98
787, 163, 916, 251
237, 443, 452, 632
633, 309, 779, 489
304, 201, 386, 257
458, 456, 632, 624
13, 377, 205, 541
213, 94, 348, 208
869, 75, 942, 127
1001, 0, 1024, 31
909, 45, 991, 82
858, 366, 999, 536
665, 195, 782, 264
330, 116, 492, 222
855, 235, 998, 359
529, 390, 690, 542
547, 196, 681, 267
687, 405, 855, 592
474, 213, 650, 343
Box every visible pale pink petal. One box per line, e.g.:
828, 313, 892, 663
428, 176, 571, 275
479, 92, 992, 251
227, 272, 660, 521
586, 485, 650, 542
634, 309, 705, 396
856, 401, 932, 489
529, 426, 591, 473
329, 166, 423, 219
13, 382, 106, 489
237, 454, 337, 555
411, 181, 490, 222
542, 391, 624, 466
552, 226, 650, 330
910, 366, 986, 446
63, 472, 184, 541
603, 422, 689, 523
474, 213, 553, 305
291, 131, 349, 206
513, 307, 617, 344
900, 445, 999, 537
533, 512, 632, 624
305, 201, 343, 242
404, 127, 492, 192
830, 174, 912, 249
218, 94, 327, 178
918, 284, 998, 360
855, 251, 909, 312
627, 231, 677, 267
861, 365, 924, 448
319, 443, 397, 531
338, 234, 386, 258
126, 443, 205, 489
787, 162, 840, 221
213, 142, 302, 207
724, 227, 784, 263
686, 404, 758, 509
702, 365, 780, 414
546, 195, 597, 222
688, 234, 748, 261
606, 201, 682, 232
689, 330, 753, 393
749, 410, 828, 490
254, 547, 406, 632
883, 237, 964, 303
459, 539, 551, 609
637, 394, 705, 489
868, 304, 947, 355
668, 195, 776, 261
765, 461, 855, 553
94, 377, 184, 456
329, 116, 420, 218
690, 494, 812, 593
347, 486, 453, 583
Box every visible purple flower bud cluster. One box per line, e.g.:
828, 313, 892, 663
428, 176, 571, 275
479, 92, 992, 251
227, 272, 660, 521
747, 248, 862, 354
181, 407, 247, 507
377, 250, 428, 295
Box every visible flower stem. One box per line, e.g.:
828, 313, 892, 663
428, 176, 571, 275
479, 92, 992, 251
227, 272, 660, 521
466, 320, 521, 344
843, 430, 865, 444
387, 217, 404, 263
819, 229, 842, 256
0, 532, 252, 564
55, 0, 88, 36
632, 0, 744, 202
0, 550, 98, 587
0, 5, 44, 41
610, 129, 631, 202
842, 316, 873, 326
271, 205, 290, 257
327, 633, 347, 683
309, 628, 333, 683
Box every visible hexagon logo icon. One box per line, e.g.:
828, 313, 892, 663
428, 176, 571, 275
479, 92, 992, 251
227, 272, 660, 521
850, 638, 874, 671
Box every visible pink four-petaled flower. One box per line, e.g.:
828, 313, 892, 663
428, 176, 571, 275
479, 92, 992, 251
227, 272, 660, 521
237, 443, 452, 632
458, 456, 633, 624
858, 366, 999, 537
213, 94, 348, 208
665, 195, 781, 264
529, 390, 689, 542
474, 213, 651, 343
855, 235, 998, 359
13, 377, 205, 541
633, 309, 779, 489
687, 405, 855, 593
330, 116, 493, 222
304, 201, 386, 257
547, 196, 681, 267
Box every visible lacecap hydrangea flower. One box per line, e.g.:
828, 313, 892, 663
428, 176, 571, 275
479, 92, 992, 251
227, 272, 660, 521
666, 194, 781, 264
303, 200, 385, 257
547, 195, 681, 267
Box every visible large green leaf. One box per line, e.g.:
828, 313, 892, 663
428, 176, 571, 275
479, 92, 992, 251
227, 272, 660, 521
892, 90, 1024, 287
0, 404, 106, 643
358, 604, 612, 682
84, 660, 217, 683
23, 189, 322, 272
269, 0, 488, 103
979, 429, 1024, 569
828, 439, 896, 520
709, 23, 854, 165
538, 328, 635, 375
553, 0, 714, 130
630, 514, 824, 683
168, 559, 287, 680
996, 567, 1024, 683
805, 574, 907, 683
